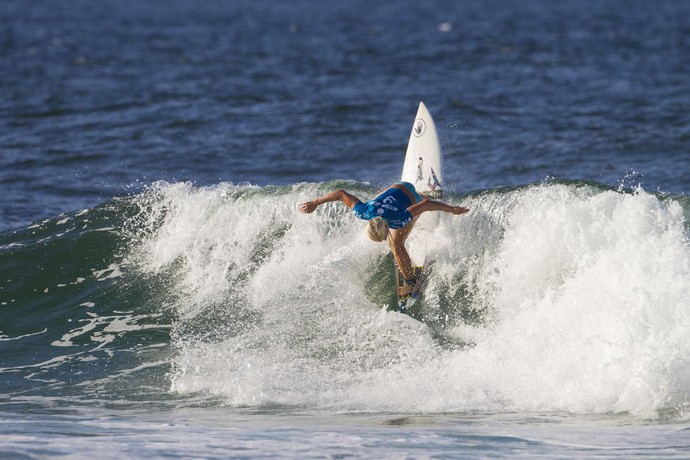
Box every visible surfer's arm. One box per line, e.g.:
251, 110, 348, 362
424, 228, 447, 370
299, 189, 360, 213
407, 198, 469, 217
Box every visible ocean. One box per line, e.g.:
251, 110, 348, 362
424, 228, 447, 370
1, 0, 690, 458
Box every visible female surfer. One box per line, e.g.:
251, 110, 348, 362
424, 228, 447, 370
299, 182, 469, 294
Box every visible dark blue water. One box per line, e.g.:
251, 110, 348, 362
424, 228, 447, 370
2, 1, 690, 458
2, 0, 689, 229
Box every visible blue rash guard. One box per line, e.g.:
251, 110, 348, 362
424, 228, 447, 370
352, 182, 421, 229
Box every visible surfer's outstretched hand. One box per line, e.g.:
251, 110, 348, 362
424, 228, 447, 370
299, 201, 317, 213
452, 206, 470, 215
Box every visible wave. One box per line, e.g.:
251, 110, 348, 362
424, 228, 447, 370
1, 180, 689, 417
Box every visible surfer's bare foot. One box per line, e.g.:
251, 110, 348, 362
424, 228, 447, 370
398, 284, 415, 297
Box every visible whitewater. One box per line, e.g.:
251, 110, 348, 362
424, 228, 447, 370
129, 180, 690, 415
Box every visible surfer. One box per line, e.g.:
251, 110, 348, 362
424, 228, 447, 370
299, 182, 469, 294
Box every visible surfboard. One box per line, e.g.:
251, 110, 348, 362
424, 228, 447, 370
400, 102, 443, 199
395, 102, 443, 311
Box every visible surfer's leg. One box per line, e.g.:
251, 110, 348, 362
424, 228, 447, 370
389, 218, 418, 281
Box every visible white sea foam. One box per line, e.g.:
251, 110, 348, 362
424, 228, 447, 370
133, 182, 690, 417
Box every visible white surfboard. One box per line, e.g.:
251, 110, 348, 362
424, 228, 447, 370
400, 102, 443, 199
395, 102, 444, 311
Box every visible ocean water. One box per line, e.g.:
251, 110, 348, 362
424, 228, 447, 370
2, 0, 690, 458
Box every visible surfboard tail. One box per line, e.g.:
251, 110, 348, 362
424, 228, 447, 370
395, 264, 432, 312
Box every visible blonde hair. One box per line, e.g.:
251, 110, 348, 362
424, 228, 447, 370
365, 217, 389, 242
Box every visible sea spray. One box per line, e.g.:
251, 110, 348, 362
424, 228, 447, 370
122, 181, 690, 416
455, 184, 690, 415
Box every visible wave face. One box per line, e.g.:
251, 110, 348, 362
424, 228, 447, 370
1, 180, 689, 417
